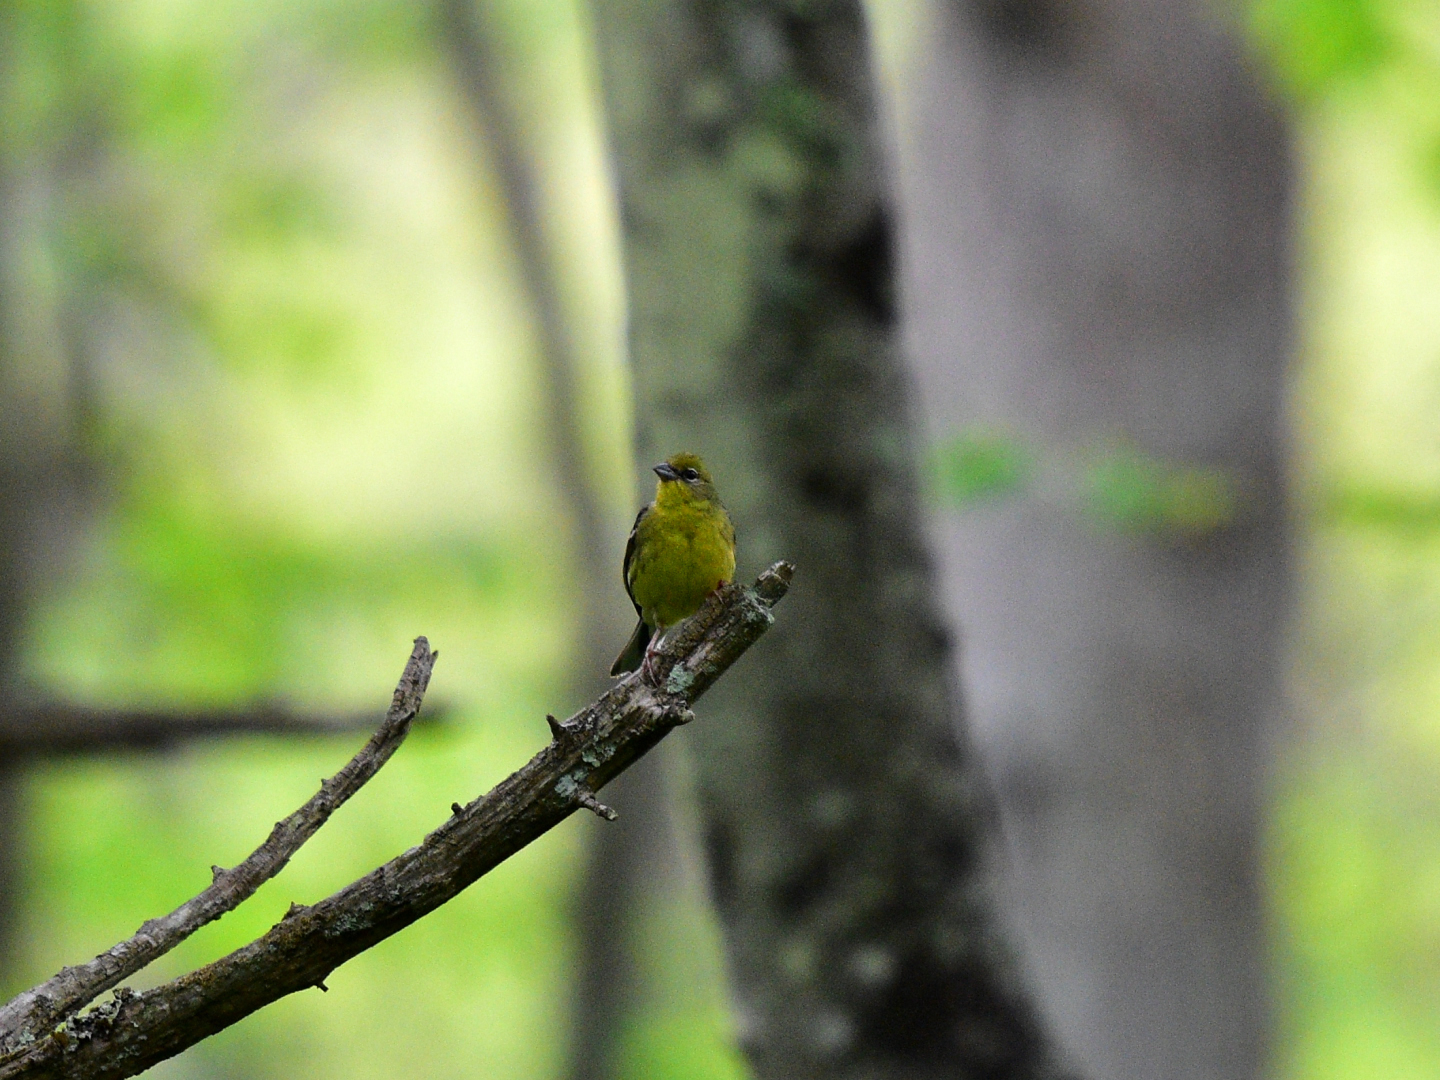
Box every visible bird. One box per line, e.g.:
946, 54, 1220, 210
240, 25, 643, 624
611, 452, 736, 678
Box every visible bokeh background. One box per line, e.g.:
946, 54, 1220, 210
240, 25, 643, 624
0, 0, 1435, 1077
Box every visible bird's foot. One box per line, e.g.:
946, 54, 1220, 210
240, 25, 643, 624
639, 635, 663, 684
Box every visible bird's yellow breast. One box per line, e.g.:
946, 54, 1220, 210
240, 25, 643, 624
628, 491, 736, 631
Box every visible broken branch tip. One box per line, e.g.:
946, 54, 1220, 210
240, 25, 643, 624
576, 789, 617, 821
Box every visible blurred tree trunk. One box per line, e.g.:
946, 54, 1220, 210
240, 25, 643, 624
591, 1, 1071, 1077
0, 53, 60, 968
440, 0, 620, 666
883, 2, 1292, 1079
435, 7, 667, 1079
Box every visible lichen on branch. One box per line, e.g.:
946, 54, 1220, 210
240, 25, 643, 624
0, 562, 792, 1080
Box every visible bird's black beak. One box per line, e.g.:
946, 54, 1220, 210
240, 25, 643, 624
653, 462, 681, 482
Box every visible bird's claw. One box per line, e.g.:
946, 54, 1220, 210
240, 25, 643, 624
639, 634, 663, 684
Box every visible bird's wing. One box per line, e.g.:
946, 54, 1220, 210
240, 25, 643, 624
621, 503, 649, 617
719, 500, 736, 557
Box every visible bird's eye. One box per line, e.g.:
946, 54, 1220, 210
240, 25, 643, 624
682, 468, 699, 481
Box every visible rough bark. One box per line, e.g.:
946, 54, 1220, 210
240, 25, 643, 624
885, 2, 1292, 1078
0, 700, 433, 970
591, 2, 1070, 1077
0, 564, 790, 1080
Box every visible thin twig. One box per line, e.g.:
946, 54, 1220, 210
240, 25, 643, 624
0, 638, 438, 1051
0, 565, 791, 1080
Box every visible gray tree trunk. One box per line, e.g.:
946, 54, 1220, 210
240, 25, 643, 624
883, 2, 1293, 1078
591, 1, 1071, 1077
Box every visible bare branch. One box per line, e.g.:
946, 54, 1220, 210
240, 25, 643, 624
0, 565, 791, 1080
0, 702, 434, 758
0, 638, 439, 1051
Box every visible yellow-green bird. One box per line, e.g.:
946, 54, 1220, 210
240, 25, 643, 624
611, 452, 737, 677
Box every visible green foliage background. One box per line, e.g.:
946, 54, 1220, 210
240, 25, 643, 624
1, 0, 1438, 1077
0, 0, 738, 1076
1243, 1, 1440, 1077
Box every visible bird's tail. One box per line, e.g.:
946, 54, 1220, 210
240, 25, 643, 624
609, 618, 651, 676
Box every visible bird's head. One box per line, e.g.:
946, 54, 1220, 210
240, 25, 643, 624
654, 452, 720, 503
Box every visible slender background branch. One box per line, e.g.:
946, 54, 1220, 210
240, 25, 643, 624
0, 702, 429, 758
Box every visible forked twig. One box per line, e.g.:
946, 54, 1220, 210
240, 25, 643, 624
0, 639, 438, 1051
0, 565, 790, 1080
